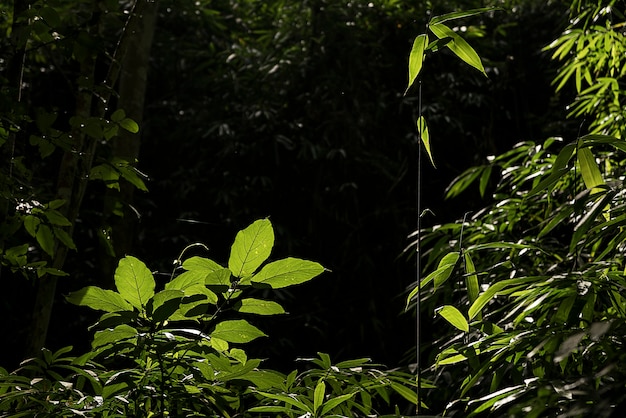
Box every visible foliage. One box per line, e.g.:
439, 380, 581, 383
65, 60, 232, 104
409, 1, 626, 416
0, 219, 418, 416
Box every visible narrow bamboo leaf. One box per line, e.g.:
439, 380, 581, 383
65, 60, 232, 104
320, 392, 356, 416
335, 358, 372, 369
553, 295, 577, 325
577, 147, 604, 190
570, 190, 615, 253
228, 218, 274, 278
405, 34, 428, 95
436, 305, 469, 332
417, 116, 435, 167
66, 286, 133, 312
429, 23, 486, 76
464, 252, 480, 306
211, 319, 267, 343
114, 256, 155, 310
250, 257, 324, 289
478, 166, 492, 197
429, 7, 496, 26
538, 204, 574, 238
254, 391, 312, 413
234, 298, 286, 315
314, 380, 326, 414
527, 168, 569, 197
468, 278, 527, 320
433, 251, 460, 289
389, 382, 418, 405
406, 251, 460, 308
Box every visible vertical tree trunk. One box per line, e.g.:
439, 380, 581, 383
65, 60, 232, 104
102, 0, 158, 280
25, 0, 158, 358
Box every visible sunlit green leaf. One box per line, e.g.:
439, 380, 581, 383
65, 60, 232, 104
417, 116, 435, 167
250, 257, 324, 289
429, 23, 486, 76
405, 34, 428, 95
114, 256, 155, 310
229, 218, 274, 278
211, 319, 267, 343
429, 7, 496, 26
66, 286, 133, 312
577, 147, 604, 190
437, 305, 469, 332
234, 298, 286, 315
314, 380, 326, 414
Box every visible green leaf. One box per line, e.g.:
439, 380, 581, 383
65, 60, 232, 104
464, 252, 479, 305
43, 209, 72, 226
110, 109, 126, 122
36, 224, 55, 256
429, 7, 496, 26
182, 256, 223, 272
229, 219, 274, 278
417, 116, 435, 167
23, 215, 40, 238
406, 251, 460, 308
468, 278, 535, 320
429, 23, 486, 76
250, 257, 324, 289
389, 381, 418, 405
114, 256, 155, 310
53, 227, 76, 250
436, 305, 469, 332
66, 286, 133, 312
211, 319, 267, 343
253, 391, 311, 414
405, 34, 428, 95
320, 392, 357, 416
119, 118, 139, 134
577, 147, 604, 190
234, 298, 286, 315
205, 268, 232, 287
92, 324, 138, 349
314, 380, 326, 414
165, 270, 206, 291
150, 290, 184, 322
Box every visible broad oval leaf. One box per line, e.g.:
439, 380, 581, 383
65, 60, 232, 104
234, 298, 286, 315
250, 257, 324, 289
114, 256, 155, 310
182, 256, 222, 272
66, 286, 133, 312
429, 23, 486, 76
211, 319, 267, 343
150, 289, 184, 322
406, 34, 428, 94
92, 324, 138, 349
437, 305, 469, 332
229, 219, 274, 278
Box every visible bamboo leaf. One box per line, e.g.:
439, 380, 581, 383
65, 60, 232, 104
417, 116, 435, 167
577, 147, 605, 190
406, 252, 460, 308
464, 252, 480, 306
429, 7, 496, 26
406, 34, 428, 95
437, 305, 469, 332
429, 23, 486, 76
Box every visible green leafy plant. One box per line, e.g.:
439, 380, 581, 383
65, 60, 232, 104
250, 352, 424, 417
